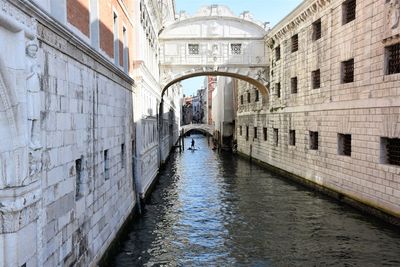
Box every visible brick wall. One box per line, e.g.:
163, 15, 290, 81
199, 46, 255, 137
67, 0, 90, 37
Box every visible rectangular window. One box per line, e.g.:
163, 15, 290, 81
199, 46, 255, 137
254, 127, 258, 139
276, 83, 281, 98
75, 157, 83, 199
113, 12, 119, 65
121, 143, 125, 168
291, 77, 298, 94
312, 69, 321, 89
247, 92, 251, 103
343, 0, 356, 24
291, 34, 299, 52
313, 19, 322, 41
289, 130, 296, 146
338, 134, 351, 156
274, 128, 279, 146
240, 126, 242, 136
386, 43, 400, 75
246, 126, 249, 141
188, 44, 199, 55
231, 43, 242, 55
104, 150, 110, 180
380, 137, 400, 166
123, 27, 128, 73
240, 95, 244, 105
275, 46, 281, 61
342, 58, 354, 83
309, 131, 319, 150
263, 127, 268, 141
255, 90, 259, 102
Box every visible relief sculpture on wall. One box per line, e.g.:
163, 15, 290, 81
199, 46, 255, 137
26, 39, 41, 151
385, 0, 400, 39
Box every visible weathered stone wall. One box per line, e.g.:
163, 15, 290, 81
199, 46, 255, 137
0, 1, 137, 266
237, 0, 400, 218
37, 15, 136, 267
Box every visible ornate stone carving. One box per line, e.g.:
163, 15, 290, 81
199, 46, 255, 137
384, 0, 400, 40
26, 39, 42, 151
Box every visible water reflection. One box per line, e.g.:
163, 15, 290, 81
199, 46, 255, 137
111, 135, 400, 266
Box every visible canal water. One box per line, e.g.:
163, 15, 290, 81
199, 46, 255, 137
110, 135, 400, 266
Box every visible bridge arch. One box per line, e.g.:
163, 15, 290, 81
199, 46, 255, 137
181, 124, 214, 136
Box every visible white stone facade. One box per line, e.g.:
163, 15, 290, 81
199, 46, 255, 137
0, 0, 136, 266
237, 0, 400, 218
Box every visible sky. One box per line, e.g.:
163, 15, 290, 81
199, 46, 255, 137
175, 0, 303, 96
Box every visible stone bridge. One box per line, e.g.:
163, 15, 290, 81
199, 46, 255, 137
181, 124, 214, 135
159, 5, 270, 96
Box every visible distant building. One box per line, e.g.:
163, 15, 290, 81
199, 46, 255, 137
182, 96, 193, 125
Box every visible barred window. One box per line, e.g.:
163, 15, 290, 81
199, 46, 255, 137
274, 128, 279, 146
312, 69, 321, 89
246, 126, 249, 141
188, 44, 199, 55
121, 143, 125, 168
240, 95, 244, 105
343, 0, 356, 24
275, 46, 281, 61
75, 157, 83, 199
338, 134, 351, 156
289, 130, 296, 146
291, 77, 298, 94
263, 127, 268, 141
381, 137, 400, 166
386, 43, 400, 75
231, 43, 242, 55
276, 83, 281, 98
247, 92, 251, 103
240, 126, 242, 136
104, 150, 110, 180
254, 127, 258, 139
291, 34, 299, 52
342, 59, 354, 83
309, 131, 319, 150
313, 19, 322, 41
255, 90, 259, 102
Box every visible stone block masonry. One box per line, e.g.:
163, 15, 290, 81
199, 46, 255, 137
0, 1, 136, 266
237, 0, 400, 220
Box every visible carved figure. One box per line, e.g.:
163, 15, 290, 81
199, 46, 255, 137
26, 40, 41, 150
389, 0, 400, 29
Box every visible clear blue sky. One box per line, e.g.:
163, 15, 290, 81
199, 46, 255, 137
175, 0, 303, 96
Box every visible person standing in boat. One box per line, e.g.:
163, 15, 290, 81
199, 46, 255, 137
191, 138, 195, 149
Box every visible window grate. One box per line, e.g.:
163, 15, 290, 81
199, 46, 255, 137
291, 34, 299, 52
343, 0, 356, 24
274, 128, 279, 146
246, 126, 249, 141
75, 158, 82, 199
289, 130, 296, 146
291, 77, 298, 94
387, 43, 400, 75
254, 127, 258, 139
313, 19, 322, 40
309, 131, 319, 150
263, 127, 268, 141
275, 46, 281, 61
312, 69, 321, 89
240, 95, 244, 105
247, 92, 251, 103
276, 83, 281, 98
338, 134, 351, 156
188, 44, 199, 55
387, 138, 400, 166
240, 126, 242, 136
255, 90, 259, 102
342, 59, 354, 83
231, 43, 242, 55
